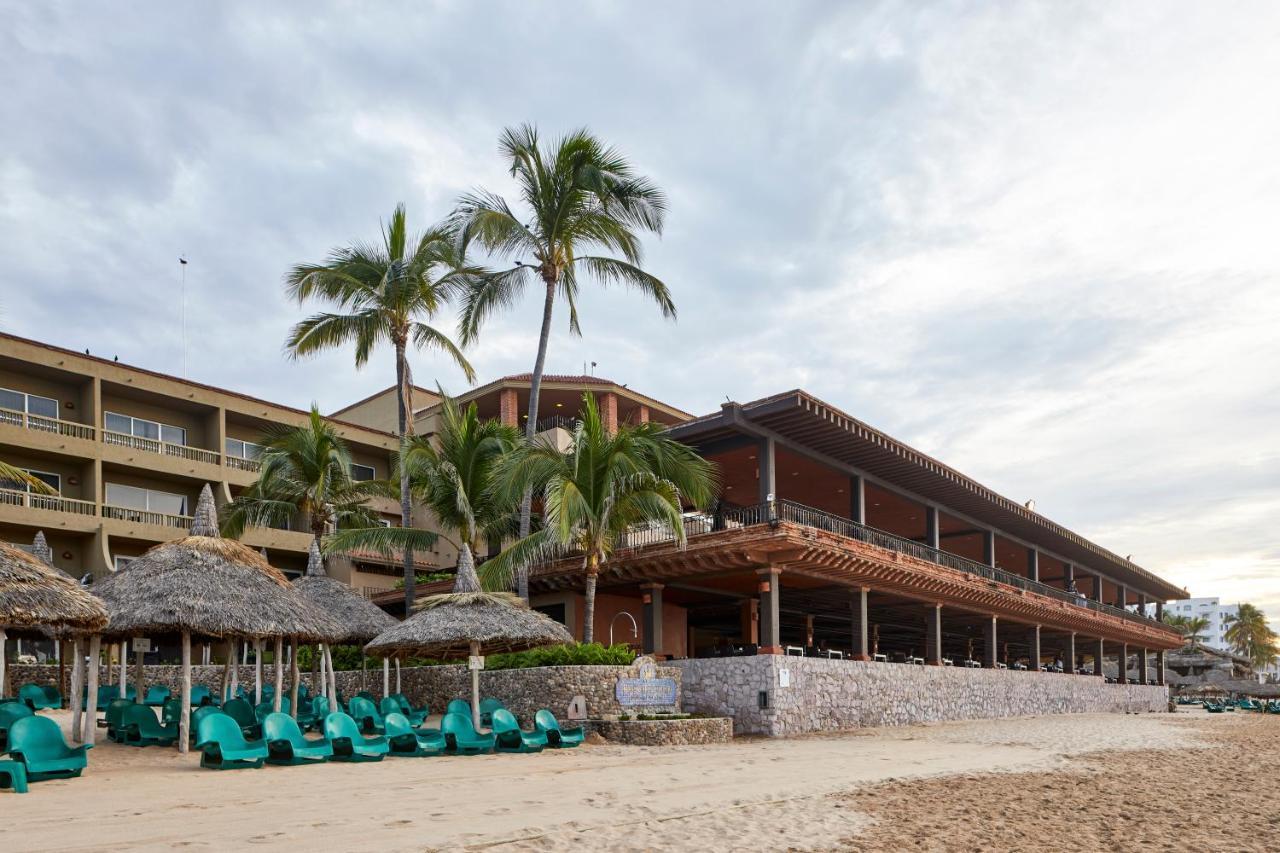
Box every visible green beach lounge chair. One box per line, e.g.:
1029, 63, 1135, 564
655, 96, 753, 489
445, 698, 472, 719
479, 698, 506, 727
491, 709, 546, 753
4, 715, 92, 781
190, 685, 214, 707
255, 697, 291, 723
104, 698, 135, 742
348, 697, 385, 734
0, 701, 34, 750
383, 712, 445, 757
0, 759, 28, 794
96, 685, 117, 710
194, 712, 267, 770
41, 685, 63, 710
262, 712, 332, 765
162, 698, 183, 727
440, 712, 495, 755
223, 698, 261, 738
307, 696, 332, 730
382, 696, 427, 727
144, 685, 171, 707
120, 704, 178, 747
18, 683, 56, 711
322, 712, 388, 762
391, 692, 425, 714
534, 709, 584, 748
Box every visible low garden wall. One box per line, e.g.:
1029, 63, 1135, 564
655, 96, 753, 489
672, 655, 1171, 737
585, 717, 732, 745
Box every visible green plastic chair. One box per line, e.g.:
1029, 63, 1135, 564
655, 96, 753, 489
5, 715, 92, 781
120, 704, 178, 747
307, 695, 333, 730
18, 684, 55, 711
161, 698, 183, 726
223, 684, 248, 704
381, 696, 427, 727
103, 699, 135, 742
348, 697, 385, 734
383, 712, 445, 757
41, 685, 63, 710
262, 712, 332, 765
190, 685, 214, 707
491, 709, 546, 753
254, 697, 291, 723
95, 685, 116, 710
0, 701, 34, 750
440, 712, 495, 755
144, 685, 171, 707
0, 759, 28, 794
445, 699, 472, 719
479, 698, 505, 727
355, 690, 375, 703
194, 712, 267, 770
322, 712, 388, 762
222, 698, 261, 738
534, 709, 584, 748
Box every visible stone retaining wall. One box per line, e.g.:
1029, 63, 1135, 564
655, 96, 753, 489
673, 656, 1170, 736
585, 717, 732, 745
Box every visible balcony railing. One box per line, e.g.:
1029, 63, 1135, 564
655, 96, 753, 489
616, 499, 1164, 629
103, 430, 221, 465
0, 407, 96, 441
0, 488, 97, 516
535, 415, 576, 433
102, 504, 193, 530
226, 455, 262, 473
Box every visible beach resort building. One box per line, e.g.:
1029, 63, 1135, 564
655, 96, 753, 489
1165, 596, 1239, 651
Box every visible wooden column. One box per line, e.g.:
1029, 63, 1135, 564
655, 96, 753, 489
925, 604, 943, 665
982, 617, 998, 668
1026, 625, 1041, 670
133, 640, 144, 701
84, 635, 101, 746
289, 640, 300, 719
756, 567, 782, 654
641, 583, 664, 656
1156, 650, 1166, 686
740, 599, 759, 645
849, 475, 865, 524
1117, 643, 1128, 684
1135, 647, 1148, 685
758, 437, 776, 505
178, 631, 191, 754
925, 507, 940, 551
851, 587, 869, 661
69, 637, 84, 743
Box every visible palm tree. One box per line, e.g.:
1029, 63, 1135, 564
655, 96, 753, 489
451, 125, 675, 597
482, 393, 716, 643
325, 394, 521, 593
0, 460, 56, 495
1162, 612, 1210, 645
219, 406, 386, 547
1224, 603, 1280, 668
286, 204, 477, 609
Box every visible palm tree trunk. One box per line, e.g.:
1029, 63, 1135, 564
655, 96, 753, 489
395, 338, 416, 611
582, 564, 599, 645
516, 276, 558, 600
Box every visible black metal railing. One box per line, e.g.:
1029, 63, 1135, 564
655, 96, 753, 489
617, 498, 1164, 629
535, 415, 576, 432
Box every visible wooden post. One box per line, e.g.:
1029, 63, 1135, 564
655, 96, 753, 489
58, 639, 66, 698
118, 645, 127, 699
0, 628, 6, 700
324, 645, 337, 713
179, 632, 191, 754
383, 657, 390, 697
105, 642, 113, 687
361, 654, 367, 692
84, 635, 101, 746
273, 637, 284, 713
310, 643, 320, 698
318, 644, 328, 698
254, 638, 263, 704
133, 641, 145, 701
289, 639, 300, 720
69, 637, 84, 743
470, 640, 482, 731
229, 642, 240, 698
395, 658, 401, 694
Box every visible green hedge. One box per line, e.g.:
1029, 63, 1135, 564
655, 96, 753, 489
485, 642, 636, 670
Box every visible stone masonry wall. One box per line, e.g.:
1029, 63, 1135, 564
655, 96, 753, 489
673, 656, 1170, 737
585, 717, 732, 745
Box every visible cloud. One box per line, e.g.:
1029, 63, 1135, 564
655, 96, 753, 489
2, 1, 1279, 629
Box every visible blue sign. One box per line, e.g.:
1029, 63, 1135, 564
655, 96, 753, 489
615, 657, 678, 707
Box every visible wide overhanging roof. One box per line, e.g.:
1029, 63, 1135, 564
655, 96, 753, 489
669, 390, 1187, 600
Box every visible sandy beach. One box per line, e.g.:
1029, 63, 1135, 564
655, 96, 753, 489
0, 709, 1270, 851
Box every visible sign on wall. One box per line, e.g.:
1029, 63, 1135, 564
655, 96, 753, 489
131, 638, 152, 654
615, 656, 678, 707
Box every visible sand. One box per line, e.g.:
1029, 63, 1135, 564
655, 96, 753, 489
0, 708, 1264, 851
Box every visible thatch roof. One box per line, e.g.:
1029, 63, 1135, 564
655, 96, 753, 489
94, 485, 343, 641
0, 540, 108, 633
293, 540, 397, 645
31, 531, 52, 566
364, 549, 570, 659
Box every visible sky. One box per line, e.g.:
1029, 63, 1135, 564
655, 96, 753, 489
3, 2, 1279, 629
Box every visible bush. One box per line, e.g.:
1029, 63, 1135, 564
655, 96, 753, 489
392, 571, 453, 590
485, 642, 636, 671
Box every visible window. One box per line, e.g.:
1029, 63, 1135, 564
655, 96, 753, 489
105, 483, 188, 515
350, 463, 376, 482
0, 387, 59, 419
0, 468, 60, 493
105, 411, 188, 446
225, 438, 264, 460
113, 556, 135, 573
377, 518, 393, 528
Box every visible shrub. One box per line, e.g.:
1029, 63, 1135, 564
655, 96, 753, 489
485, 642, 636, 671
392, 571, 454, 590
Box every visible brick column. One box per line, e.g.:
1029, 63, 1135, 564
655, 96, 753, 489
982, 616, 998, 668
1117, 643, 1128, 684
851, 587, 869, 661
757, 568, 782, 654
1063, 632, 1076, 674
926, 604, 943, 665
1027, 625, 1041, 670
600, 392, 619, 435
636, 404, 650, 424
641, 583, 664, 656
497, 388, 519, 427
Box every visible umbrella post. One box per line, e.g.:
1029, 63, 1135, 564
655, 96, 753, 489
220, 640, 232, 703
383, 657, 389, 698
273, 636, 284, 713
470, 640, 482, 732
179, 631, 191, 754
395, 657, 401, 694
361, 655, 367, 693
0, 628, 6, 700
289, 639, 299, 720
118, 644, 127, 699
84, 634, 101, 747
69, 637, 84, 743
133, 641, 144, 703
254, 638, 263, 704
324, 645, 337, 713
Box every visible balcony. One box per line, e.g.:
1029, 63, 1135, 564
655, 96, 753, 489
617, 499, 1165, 630
102, 504, 193, 531
0, 407, 96, 441
0, 488, 97, 516
535, 415, 576, 432
226, 455, 261, 473
102, 430, 221, 466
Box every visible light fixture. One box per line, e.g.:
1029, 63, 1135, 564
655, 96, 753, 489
555, 402, 563, 408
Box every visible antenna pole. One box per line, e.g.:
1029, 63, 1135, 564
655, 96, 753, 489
179, 257, 189, 377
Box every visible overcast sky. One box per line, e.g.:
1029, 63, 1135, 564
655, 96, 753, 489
3, 2, 1278, 627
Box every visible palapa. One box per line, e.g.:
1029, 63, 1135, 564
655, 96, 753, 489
365, 548, 570, 729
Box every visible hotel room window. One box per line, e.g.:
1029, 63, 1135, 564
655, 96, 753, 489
105, 483, 188, 515
0, 468, 60, 493
0, 387, 59, 420
350, 463, 376, 481
225, 438, 264, 459
106, 411, 187, 446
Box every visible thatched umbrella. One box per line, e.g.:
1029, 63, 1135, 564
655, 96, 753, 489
293, 540, 397, 712
0, 538, 107, 726
94, 485, 342, 752
364, 554, 570, 730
